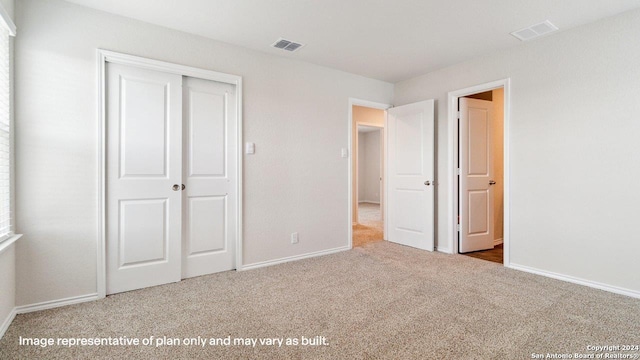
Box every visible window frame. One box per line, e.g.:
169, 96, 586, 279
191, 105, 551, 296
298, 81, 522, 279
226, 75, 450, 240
0, 2, 17, 247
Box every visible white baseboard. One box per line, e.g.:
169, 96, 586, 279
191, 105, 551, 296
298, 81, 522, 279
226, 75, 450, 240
437, 246, 452, 254
240, 246, 351, 271
493, 238, 503, 246
15, 293, 99, 314
508, 263, 640, 299
0, 307, 16, 339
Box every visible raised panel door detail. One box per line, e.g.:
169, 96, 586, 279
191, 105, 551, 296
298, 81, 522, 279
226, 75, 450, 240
119, 199, 167, 267
468, 108, 489, 176
395, 113, 423, 175
395, 189, 424, 233
120, 77, 169, 178
188, 90, 226, 177
468, 190, 489, 235
187, 196, 226, 255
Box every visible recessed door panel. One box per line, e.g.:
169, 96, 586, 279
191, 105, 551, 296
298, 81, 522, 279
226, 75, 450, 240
395, 113, 423, 175
468, 108, 489, 176
119, 199, 167, 267
188, 196, 226, 255
120, 77, 168, 178
468, 191, 489, 235
395, 189, 424, 233
189, 90, 226, 177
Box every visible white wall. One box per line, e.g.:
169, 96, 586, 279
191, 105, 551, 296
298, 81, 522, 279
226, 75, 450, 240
14, 0, 393, 306
394, 8, 640, 293
0, 0, 13, 20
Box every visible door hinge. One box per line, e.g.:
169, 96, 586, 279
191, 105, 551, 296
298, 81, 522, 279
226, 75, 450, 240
457, 168, 461, 175
457, 224, 461, 232
457, 111, 461, 119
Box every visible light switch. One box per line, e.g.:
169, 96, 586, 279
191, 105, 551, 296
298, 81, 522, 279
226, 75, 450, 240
341, 148, 348, 158
245, 142, 255, 154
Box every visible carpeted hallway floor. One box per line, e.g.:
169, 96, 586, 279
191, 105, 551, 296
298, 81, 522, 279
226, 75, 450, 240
1, 241, 639, 359
353, 202, 383, 247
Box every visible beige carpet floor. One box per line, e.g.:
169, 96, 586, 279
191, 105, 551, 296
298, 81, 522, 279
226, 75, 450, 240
353, 202, 383, 248
2, 241, 640, 359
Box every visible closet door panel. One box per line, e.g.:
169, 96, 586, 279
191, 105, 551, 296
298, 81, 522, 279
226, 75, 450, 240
182, 76, 237, 278
106, 62, 182, 295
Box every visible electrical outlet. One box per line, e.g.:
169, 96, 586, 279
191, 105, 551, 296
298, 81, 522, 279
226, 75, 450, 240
291, 232, 299, 244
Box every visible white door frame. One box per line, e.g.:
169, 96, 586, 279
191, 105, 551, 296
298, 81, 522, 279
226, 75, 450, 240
96, 50, 243, 298
348, 98, 391, 249
447, 79, 510, 265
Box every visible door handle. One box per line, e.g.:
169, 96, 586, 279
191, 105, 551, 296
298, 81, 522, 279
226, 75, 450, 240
489, 180, 496, 185
172, 184, 186, 191
424, 180, 431, 186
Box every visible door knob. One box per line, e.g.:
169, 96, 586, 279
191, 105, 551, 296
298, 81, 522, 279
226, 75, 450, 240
172, 184, 180, 191
424, 180, 431, 186
489, 180, 496, 185
182, 184, 186, 190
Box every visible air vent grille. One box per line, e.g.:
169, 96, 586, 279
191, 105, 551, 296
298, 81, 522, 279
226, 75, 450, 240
271, 38, 305, 52
511, 20, 558, 41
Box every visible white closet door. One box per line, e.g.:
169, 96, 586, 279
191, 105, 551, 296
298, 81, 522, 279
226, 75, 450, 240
182, 77, 237, 278
106, 63, 183, 294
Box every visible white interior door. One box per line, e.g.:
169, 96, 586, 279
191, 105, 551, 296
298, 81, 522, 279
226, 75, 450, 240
182, 77, 237, 278
459, 98, 494, 253
106, 62, 182, 294
387, 100, 435, 251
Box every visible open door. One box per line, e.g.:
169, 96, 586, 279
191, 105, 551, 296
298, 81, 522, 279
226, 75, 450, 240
387, 100, 435, 251
459, 98, 495, 253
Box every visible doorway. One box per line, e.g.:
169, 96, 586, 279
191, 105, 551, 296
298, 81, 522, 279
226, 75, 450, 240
350, 103, 387, 248
448, 79, 510, 265
355, 124, 383, 247
348, 99, 435, 251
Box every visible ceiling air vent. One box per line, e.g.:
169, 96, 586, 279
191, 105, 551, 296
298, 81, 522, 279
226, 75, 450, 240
271, 38, 305, 52
511, 20, 558, 41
